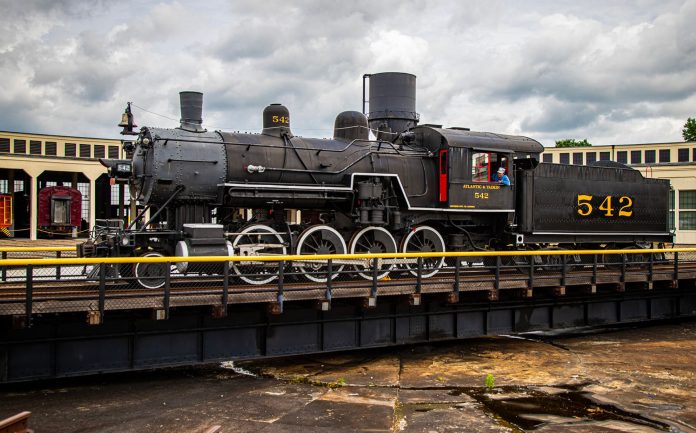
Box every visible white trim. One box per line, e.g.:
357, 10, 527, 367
220, 172, 515, 214
532, 231, 671, 236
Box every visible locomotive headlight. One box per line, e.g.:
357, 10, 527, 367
122, 236, 130, 246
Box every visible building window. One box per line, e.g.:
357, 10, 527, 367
108, 145, 119, 159
599, 151, 610, 161
678, 148, 689, 162
645, 150, 656, 164
617, 151, 628, 164
559, 153, 569, 164
693, 148, 696, 162
0, 138, 9, 153
65, 143, 76, 157
79, 143, 91, 158
77, 182, 90, 222
94, 145, 105, 159
669, 190, 675, 232
14, 139, 26, 154
679, 190, 696, 230
542, 153, 552, 163
30, 140, 41, 155
573, 152, 583, 165
110, 184, 130, 207
630, 150, 641, 164
586, 152, 596, 164
659, 149, 670, 163
45, 141, 57, 155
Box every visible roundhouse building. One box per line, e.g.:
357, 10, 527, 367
541, 142, 696, 244
0, 131, 128, 240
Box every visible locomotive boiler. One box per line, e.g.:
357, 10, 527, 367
85, 72, 672, 288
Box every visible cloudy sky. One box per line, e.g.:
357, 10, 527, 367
1, 0, 695, 146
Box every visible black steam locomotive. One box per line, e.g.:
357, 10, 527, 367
82, 72, 672, 287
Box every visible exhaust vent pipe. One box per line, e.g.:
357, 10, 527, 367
179, 91, 206, 132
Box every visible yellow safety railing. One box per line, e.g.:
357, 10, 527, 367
0, 248, 694, 268
0, 246, 75, 253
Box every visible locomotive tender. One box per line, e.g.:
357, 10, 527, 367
84, 72, 672, 287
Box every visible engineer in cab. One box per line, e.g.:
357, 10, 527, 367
492, 167, 510, 186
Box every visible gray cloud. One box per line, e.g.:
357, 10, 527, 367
0, 0, 695, 146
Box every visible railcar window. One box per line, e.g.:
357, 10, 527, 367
51, 198, 70, 225
678, 148, 689, 162
542, 153, 552, 163
559, 153, 569, 164
659, 149, 670, 163
471, 152, 490, 182
586, 152, 596, 164
679, 190, 696, 230
599, 151, 610, 161
617, 151, 628, 164
631, 150, 641, 164
94, 145, 105, 159
645, 150, 656, 163
65, 143, 76, 157
572, 152, 583, 165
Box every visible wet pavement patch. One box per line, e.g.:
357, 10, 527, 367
462, 385, 673, 431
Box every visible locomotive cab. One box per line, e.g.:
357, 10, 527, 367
414, 125, 542, 214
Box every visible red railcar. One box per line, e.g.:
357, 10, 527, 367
38, 186, 82, 235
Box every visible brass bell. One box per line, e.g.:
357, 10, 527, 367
118, 102, 138, 135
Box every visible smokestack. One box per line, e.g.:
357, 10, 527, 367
179, 91, 205, 132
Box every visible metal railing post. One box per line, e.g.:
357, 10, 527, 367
164, 262, 171, 320
56, 251, 62, 280
1, 251, 6, 282
98, 262, 106, 322
454, 257, 461, 298
416, 257, 423, 295
561, 254, 567, 287
648, 252, 654, 290
371, 257, 379, 299
25, 265, 33, 327
495, 256, 501, 291
592, 254, 598, 285
222, 261, 229, 310
673, 251, 679, 288
325, 259, 333, 303
277, 260, 285, 314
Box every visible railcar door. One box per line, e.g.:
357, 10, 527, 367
448, 148, 515, 211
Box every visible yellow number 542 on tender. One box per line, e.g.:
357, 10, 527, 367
577, 194, 633, 218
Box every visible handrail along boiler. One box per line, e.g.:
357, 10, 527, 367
80, 72, 672, 288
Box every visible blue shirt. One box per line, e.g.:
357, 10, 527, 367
492, 173, 510, 186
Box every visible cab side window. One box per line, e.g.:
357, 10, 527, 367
471, 152, 489, 182
472, 152, 510, 182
